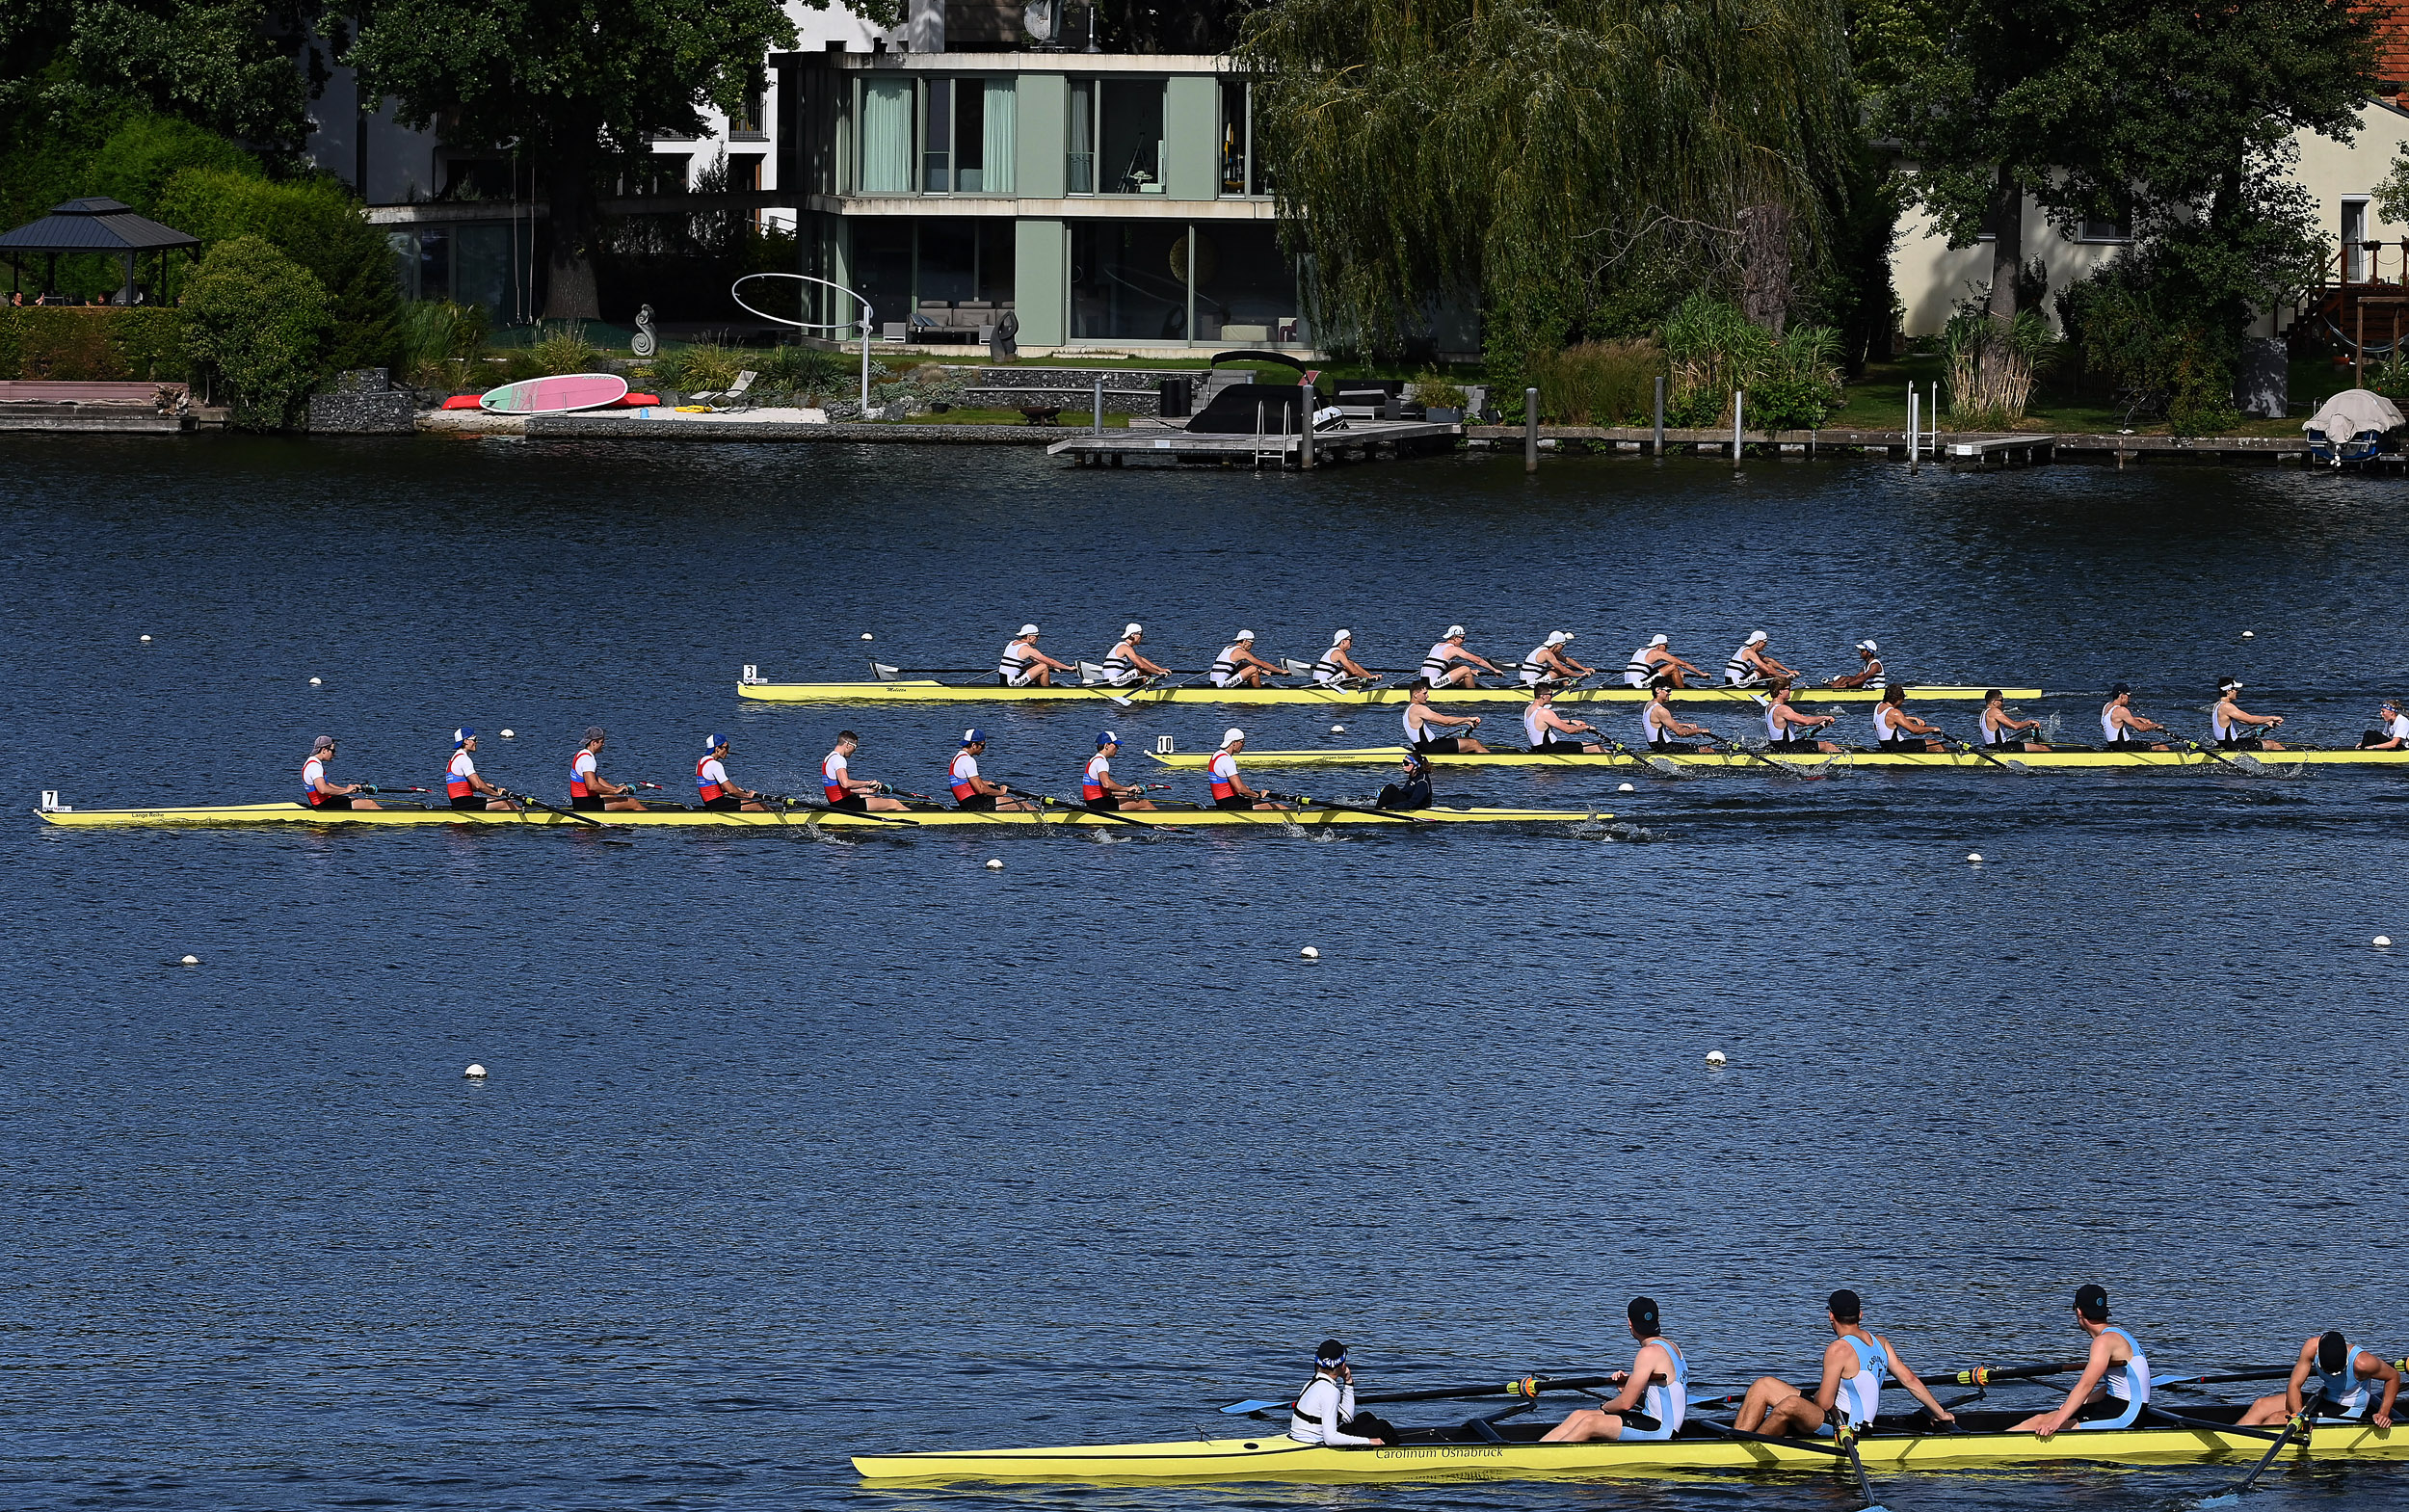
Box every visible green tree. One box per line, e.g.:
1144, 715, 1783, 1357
88, 111, 256, 212
1865, 0, 2375, 402
0, 0, 332, 158
1233, 0, 1861, 375
348, 0, 797, 319
153, 166, 402, 371
181, 231, 331, 427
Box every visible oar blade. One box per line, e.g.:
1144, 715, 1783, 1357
2193, 1493, 2240, 1509
1219, 1397, 1289, 1416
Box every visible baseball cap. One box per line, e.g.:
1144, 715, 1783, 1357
585, 726, 606, 743
1097, 729, 1119, 748
1124, 623, 1143, 637
1857, 640, 1878, 652
311, 734, 335, 752
1445, 624, 1467, 638
1649, 634, 1669, 647
1544, 631, 1571, 647
1746, 630, 1767, 645
1234, 629, 1256, 641
453, 727, 475, 746
1220, 728, 1245, 748
703, 732, 727, 750
1331, 628, 1352, 645
2075, 1284, 2110, 1321
961, 728, 987, 745
1018, 623, 1040, 637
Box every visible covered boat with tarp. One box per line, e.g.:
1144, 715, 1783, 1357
2303, 386, 2402, 465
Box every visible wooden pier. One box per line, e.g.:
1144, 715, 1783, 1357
1047, 418, 1463, 468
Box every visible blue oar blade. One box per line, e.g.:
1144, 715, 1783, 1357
1219, 1398, 1289, 1416
2194, 1494, 2240, 1509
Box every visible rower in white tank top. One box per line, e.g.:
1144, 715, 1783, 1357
2211, 679, 2286, 748
2099, 684, 2167, 749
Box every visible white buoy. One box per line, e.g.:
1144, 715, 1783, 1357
1966, 852, 1984, 863
2376, 936, 2393, 948
1706, 1049, 1727, 1067
862, 632, 875, 640
2242, 630, 2256, 639
1331, 724, 1345, 733
178, 954, 199, 966
140, 634, 152, 643
499, 729, 515, 738
1617, 782, 1635, 793
1300, 946, 1320, 959
985, 858, 1004, 870
308, 676, 322, 686
463, 1063, 487, 1078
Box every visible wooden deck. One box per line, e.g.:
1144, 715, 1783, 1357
1047, 419, 1464, 468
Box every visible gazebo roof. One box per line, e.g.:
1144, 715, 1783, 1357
0, 198, 199, 253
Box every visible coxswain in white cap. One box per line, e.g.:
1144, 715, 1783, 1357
1418, 624, 1502, 688
1209, 629, 1283, 689
301, 734, 380, 811
1310, 629, 1377, 688
1096, 623, 1170, 688
997, 624, 1072, 688
2210, 677, 2286, 751
1520, 629, 1594, 689
1723, 630, 1800, 688
1825, 640, 1888, 691
1402, 678, 1489, 753
822, 729, 908, 811
571, 726, 644, 812
1205, 729, 1276, 809
1625, 634, 1700, 689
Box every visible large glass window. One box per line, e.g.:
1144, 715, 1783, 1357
1067, 80, 1095, 194
977, 220, 1015, 303
854, 218, 914, 328
922, 79, 953, 192
1218, 80, 1271, 196
1192, 223, 1300, 343
919, 219, 977, 304
1072, 221, 1188, 339
860, 79, 913, 193
1099, 79, 1166, 194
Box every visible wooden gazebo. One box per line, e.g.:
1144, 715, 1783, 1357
0, 198, 199, 305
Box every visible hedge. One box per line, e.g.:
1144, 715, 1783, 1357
0, 306, 191, 382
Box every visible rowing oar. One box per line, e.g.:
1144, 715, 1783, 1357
1930, 1360, 2084, 1388
2170, 733, 2266, 776
352, 784, 429, 795
496, 787, 606, 829
1691, 1415, 1884, 1511
1220, 1373, 1627, 1415
2190, 1390, 2326, 1507
1266, 790, 1437, 825
1036, 794, 1180, 832
1602, 735, 1691, 779
1946, 734, 2029, 774
2154, 1367, 2301, 1392
795, 795, 919, 827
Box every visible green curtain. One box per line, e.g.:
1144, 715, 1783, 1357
983, 80, 1017, 196
861, 80, 914, 194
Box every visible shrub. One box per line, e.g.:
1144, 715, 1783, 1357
397, 300, 489, 388
181, 235, 331, 429
0, 306, 190, 381
153, 168, 401, 373
1942, 310, 2052, 429
1409, 371, 1469, 411
756, 343, 853, 401
642, 341, 745, 392
525, 320, 603, 375
1660, 296, 1844, 429
89, 116, 258, 216
1524, 341, 1659, 424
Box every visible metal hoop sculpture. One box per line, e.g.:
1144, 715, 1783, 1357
732, 272, 878, 414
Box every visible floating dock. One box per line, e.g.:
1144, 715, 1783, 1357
1047, 418, 1464, 468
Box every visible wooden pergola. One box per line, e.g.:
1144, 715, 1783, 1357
0, 198, 199, 305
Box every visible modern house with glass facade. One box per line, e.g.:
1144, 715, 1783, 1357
785, 36, 1310, 353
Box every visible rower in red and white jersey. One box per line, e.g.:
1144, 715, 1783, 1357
570, 726, 644, 811
696, 734, 767, 812
301, 734, 378, 810
1418, 625, 1502, 688
1206, 729, 1277, 809
822, 730, 906, 811
949, 729, 1035, 811
443, 728, 512, 810
1080, 729, 1155, 810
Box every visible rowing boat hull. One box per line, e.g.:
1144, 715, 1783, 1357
738, 680, 2036, 707
853, 1421, 2407, 1484
32, 803, 1602, 831
1148, 746, 2409, 770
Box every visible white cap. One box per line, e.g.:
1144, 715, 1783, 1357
1331, 628, 1352, 645
1746, 630, 1767, 645
1220, 728, 1246, 747
1445, 624, 1466, 638
1649, 634, 1669, 647
1857, 640, 1878, 652
1124, 622, 1144, 637
1234, 629, 1256, 641
1018, 623, 1040, 637
1544, 631, 1571, 647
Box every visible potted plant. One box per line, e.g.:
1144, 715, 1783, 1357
1412, 374, 1469, 424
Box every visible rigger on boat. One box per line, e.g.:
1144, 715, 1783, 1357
852, 1286, 2407, 1491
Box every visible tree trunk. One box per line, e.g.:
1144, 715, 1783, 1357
1739, 202, 1792, 333
1978, 167, 2022, 394
540, 129, 601, 320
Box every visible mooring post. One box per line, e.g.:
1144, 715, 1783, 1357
1092, 376, 1103, 437
1652, 375, 1666, 456
1907, 385, 1918, 469
1300, 382, 1314, 470
1524, 386, 1539, 472
1732, 391, 1744, 467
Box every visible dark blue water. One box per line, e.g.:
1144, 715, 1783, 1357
4, 435, 2406, 1511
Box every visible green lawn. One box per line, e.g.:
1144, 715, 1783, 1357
1838, 354, 2362, 437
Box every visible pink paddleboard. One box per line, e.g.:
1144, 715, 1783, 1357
478, 372, 629, 414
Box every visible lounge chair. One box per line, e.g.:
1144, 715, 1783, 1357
692, 370, 756, 411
